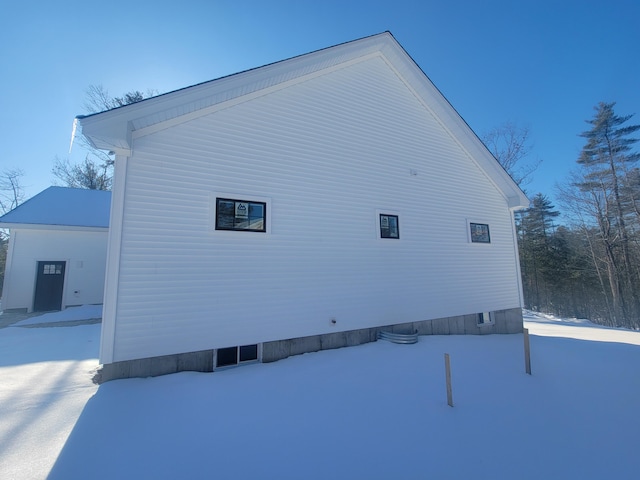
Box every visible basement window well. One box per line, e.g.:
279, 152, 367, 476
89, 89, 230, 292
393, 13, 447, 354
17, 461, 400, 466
215, 344, 259, 368
477, 312, 494, 325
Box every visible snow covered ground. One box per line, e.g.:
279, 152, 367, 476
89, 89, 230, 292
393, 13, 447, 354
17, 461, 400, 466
1, 309, 639, 479
0, 316, 99, 480
10, 305, 103, 327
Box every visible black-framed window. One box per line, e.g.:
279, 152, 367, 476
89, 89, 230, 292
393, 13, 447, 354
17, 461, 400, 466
470, 222, 490, 243
380, 214, 399, 239
216, 198, 266, 232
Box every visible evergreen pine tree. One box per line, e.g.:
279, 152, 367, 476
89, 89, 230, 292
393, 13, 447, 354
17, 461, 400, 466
575, 102, 640, 324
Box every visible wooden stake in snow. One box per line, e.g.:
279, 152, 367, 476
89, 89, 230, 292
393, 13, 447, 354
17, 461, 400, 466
444, 353, 453, 407
524, 328, 532, 375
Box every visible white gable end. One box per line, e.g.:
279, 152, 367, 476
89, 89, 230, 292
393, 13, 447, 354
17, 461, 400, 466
78, 33, 526, 209
98, 46, 526, 363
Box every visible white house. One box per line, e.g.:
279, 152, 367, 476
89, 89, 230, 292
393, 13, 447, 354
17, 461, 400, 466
0, 186, 110, 313
77, 32, 529, 381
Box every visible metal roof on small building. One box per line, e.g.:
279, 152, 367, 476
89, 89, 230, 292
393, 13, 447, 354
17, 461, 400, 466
0, 186, 110, 229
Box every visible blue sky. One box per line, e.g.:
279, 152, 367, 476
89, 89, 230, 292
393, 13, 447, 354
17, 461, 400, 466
1, 0, 638, 209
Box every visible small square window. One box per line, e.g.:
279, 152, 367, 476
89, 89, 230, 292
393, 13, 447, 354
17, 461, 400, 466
216, 198, 266, 232
380, 214, 399, 239
470, 223, 490, 243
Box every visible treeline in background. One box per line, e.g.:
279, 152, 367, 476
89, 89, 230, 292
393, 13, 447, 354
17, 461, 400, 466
516, 102, 640, 329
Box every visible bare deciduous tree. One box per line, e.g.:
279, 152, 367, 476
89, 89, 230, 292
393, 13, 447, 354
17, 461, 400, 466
557, 102, 640, 327
482, 121, 541, 188
0, 168, 25, 216
52, 156, 111, 191
56, 85, 157, 190
0, 168, 25, 296
83, 84, 155, 113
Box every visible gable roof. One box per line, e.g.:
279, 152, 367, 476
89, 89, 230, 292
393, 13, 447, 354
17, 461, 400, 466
0, 186, 111, 230
77, 31, 528, 209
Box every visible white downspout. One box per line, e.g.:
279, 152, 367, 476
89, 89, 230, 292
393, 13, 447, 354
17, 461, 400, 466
510, 208, 525, 308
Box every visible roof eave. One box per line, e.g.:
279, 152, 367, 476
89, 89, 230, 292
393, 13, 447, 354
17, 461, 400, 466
78, 114, 133, 155
0, 222, 109, 231
76, 33, 396, 154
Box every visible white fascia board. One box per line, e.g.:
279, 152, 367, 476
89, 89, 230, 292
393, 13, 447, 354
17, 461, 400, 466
133, 52, 383, 141
77, 113, 133, 155
378, 38, 530, 209
78, 33, 393, 155
508, 195, 530, 210
0, 223, 108, 232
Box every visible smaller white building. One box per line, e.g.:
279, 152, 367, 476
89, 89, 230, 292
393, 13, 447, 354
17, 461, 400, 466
0, 186, 110, 313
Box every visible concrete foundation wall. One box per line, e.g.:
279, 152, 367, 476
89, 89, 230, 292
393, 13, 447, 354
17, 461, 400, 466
96, 308, 523, 382
98, 349, 214, 383
264, 307, 523, 362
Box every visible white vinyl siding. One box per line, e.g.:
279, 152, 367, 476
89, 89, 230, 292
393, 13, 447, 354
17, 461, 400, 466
107, 56, 521, 362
